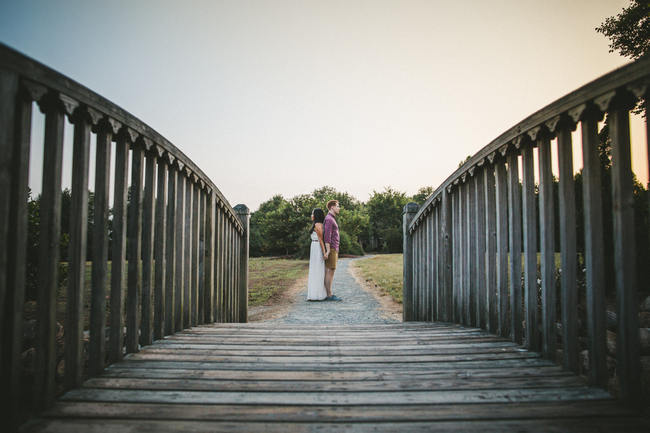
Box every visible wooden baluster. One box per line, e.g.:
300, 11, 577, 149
198, 187, 206, 324
215, 205, 223, 322
538, 132, 556, 360
109, 131, 129, 364
554, 118, 578, 372
226, 220, 232, 321
474, 168, 486, 329
420, 222, 425, 320
183, 173, 192, 327
521, 139, 539, 351
463, 181, 470, 325
403, 203, 415, 322
88, 119, 114, 376
452, 188, 460, 323
575, 104, 607, 387
468, 176, 478, 327
141, 146, 156, 346
494, 158, 509, 337
507, 150, 522, 344
609, 98, 641, 403
126, 137, 143, 354
236, 225, 242, 322
415, 223, 421, 320
433, 206, 440, 321
204, 192, 215, 323
484, 163, 497, 333
192, 179, 199, 326
441, 189, 452, 323
65, 102, 91, 390
153, 149, 167, 340
1, 74, 33, 427
174, 167, 185, 331
164, 160, 177, 336
232, 224, 238, 322
425, 210, 435, 322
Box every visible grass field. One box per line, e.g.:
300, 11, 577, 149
248, 257, 309, 307
353, 254, 403, 304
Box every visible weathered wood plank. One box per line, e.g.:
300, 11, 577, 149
474, 169, 486, 329
506, 151, 522, 344
441, 189, 452, 322
174, 173, 185, 331
109, 134, 129, 365
538, 136, 556, 360
140, 151, 156, 346
198, 189, 206, 324
521, 142, 538, 351
153, 155, 167, 340
483, 164, 497, 333
1, 73, 32, 429
64, 107, 91, 389
203, 193, 214, 323
126, 143, 143, 354
556, 123, 578, 372
191, 181, 200, 326
183, 177, 192, 327
34, 97, 65, 410
164, 166, 176, 336
609, 103, 641, 403
494, 160, 509, 338
579, 110, 607, 388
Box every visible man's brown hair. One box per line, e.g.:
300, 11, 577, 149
326, 200, 339, 210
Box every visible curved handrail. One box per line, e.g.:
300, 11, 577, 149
0, 42, 243, 231
409, 54, 650, 231
402, 53, 649, 406
0, 43, 250, 428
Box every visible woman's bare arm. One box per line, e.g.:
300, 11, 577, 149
315, 223, 327, 256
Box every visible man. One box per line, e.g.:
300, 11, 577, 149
323, 199, 342, 301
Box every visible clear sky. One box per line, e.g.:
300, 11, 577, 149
0, 0, 645, 210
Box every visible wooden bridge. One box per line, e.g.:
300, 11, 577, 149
1, 44, 649, 431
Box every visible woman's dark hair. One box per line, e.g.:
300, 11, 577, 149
309, 208, 325, 234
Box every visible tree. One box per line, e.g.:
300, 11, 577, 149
412, 186, 435, 205
596, 0, 649, 60
366, 187, 409, 253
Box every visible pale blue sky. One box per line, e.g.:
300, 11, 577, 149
0, 0, 644, 210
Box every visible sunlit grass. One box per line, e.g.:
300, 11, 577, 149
248, 257, 309, 307
353, 254, 403, 304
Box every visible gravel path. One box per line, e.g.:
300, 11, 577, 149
269, 257, 399, 324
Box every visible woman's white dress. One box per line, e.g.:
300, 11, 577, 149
307, 230, 327, 300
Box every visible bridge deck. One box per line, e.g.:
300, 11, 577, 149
22, 323, 648, 432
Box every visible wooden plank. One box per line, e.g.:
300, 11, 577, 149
34, 98, 65, 410
494, 160, 509, 338
474, 170, 486, 329
164, 166, 176, 336
521, 142, 539, 351
126, 144, 143, 354
44, 400, 638, 423
81, 375, 587, 392
235, 205, 249, 323
140, 151, 156, 346
174, 174, 185, 331
463, 181, 471, 325
64, 108, 91, 390
453, 188, 460, 323
191, 181, 200, 326
483, 164, 497, 333
109, 135, 129, 365
58, 386, 610, 406
434, 206, 441, 321
441, 189, 452, 322
89, 127, 111, 376
198, 189, 206, 324
579, 111, 607, 387
468, 176, 477, 327
21, 417, 650, 433
1, 73, 32, 428
506, 152, 522, 344
556, 124, 578, 372
204, 193, 214, 323
609, 104, 641, 403
414, 223, 420, 320
183, 178, 192, 327
153, 155, 167, 340
427, 210, 434, 321
538, 136, 556, 360
214, 206, 222, 322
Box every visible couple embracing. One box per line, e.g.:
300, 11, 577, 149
307, 200, 342, 301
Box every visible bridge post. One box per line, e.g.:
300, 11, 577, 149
235, 204, 250, 323
402, 203, 419, 321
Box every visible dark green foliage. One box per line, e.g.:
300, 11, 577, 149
412, 186, 435, 205
366, 187, 410, 253
596, 0, 649, 60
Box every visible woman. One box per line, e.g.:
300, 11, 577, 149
307, 208, 328, 301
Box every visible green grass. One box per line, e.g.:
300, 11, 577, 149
353, 254, 403, 304
248, 257, 309, 307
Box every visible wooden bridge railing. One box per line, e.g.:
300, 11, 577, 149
0, 43, 250, 427
403, 55, 650, 404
